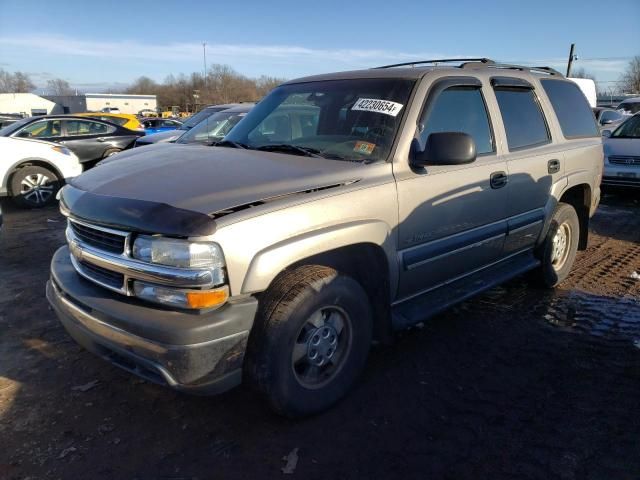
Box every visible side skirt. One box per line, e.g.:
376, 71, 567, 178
391, 250, 540, 330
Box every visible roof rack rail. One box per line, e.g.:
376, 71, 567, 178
374, 58, 494, 69
462, 61, 563, 76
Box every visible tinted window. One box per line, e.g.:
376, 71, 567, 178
618, 102, 640, 114
420, 87, 493, 155
494, 88, 549, 150
611, 115, 640, 139
541, 80, 599, 138
17, 120, 62, 138
65, 120, 114, 136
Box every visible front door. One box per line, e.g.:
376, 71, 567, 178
395, 78, 509, 300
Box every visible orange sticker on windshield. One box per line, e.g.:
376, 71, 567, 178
354, 141, 375, 155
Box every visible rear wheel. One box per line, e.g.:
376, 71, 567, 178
534, 202, 580, 287
10, 165, 60, 208
245, 265, 373, 417
103, 148, 121, 158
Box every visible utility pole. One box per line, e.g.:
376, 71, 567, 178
566, 43, 576, 77
202, 42, 207, 87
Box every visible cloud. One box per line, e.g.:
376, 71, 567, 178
0, 33, 468, 68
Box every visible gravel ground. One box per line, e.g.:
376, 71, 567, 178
1, 191, 639, 480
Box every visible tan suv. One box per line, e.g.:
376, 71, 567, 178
47, 58, 602, 417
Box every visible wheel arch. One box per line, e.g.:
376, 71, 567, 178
3, 158, 64, 196
558, 183, 591, 250
242, 221, 397, 343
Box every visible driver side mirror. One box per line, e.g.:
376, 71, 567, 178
412, 132, 477, 167
602, 130, 612, 138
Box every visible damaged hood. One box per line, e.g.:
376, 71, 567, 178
70, 144, 364, 216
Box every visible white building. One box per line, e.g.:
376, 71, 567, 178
0, 93, 58, 116
85, 93, 157, 114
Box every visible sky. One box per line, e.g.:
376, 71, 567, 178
0, 0, 638, 93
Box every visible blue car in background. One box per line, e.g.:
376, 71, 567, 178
140, 118, 183, 135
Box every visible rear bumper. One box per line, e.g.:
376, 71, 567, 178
47, 246, 258, 394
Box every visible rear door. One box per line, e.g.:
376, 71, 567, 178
60, 119, 116, 163
489, 77, 565, 255
395, 76, 509, 298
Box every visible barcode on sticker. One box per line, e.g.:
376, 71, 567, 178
351, 98, 404, 117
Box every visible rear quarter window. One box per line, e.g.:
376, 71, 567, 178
541, 80, 599, 138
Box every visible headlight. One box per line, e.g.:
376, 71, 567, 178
133, 281, 228, 310
132, 236, 224, 269
52, 145, 72, 155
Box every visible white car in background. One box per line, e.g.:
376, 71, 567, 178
0, 137, 82, 208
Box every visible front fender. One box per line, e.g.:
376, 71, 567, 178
241, 220, 395, 294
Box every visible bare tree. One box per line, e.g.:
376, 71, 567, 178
47, 78, 73, 95
619, 56, 640, 94
255, 75, 286, 97
0, 69, 35, 93
125, 76, 158, 94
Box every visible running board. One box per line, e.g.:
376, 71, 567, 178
392, 251, 540, 330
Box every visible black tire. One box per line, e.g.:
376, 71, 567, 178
245, 265, 373, 417
10, 165, 61, 208
533, 202, 580, 288
103, 148, 121, 158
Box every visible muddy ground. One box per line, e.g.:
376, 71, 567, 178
1, 191, 639, 480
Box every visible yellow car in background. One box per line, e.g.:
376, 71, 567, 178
74, 113, 144, 131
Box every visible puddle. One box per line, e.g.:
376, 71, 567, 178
541, 290, 640, 341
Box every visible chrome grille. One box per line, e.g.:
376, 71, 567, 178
609, 156, 640, 167
70, 220, 127, 254
79, 261, 125, 289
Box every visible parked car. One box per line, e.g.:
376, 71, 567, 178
0, 115, 144, 167
0, 136, 82, 207
0, 114, 24, 129
135, 104, 246, 146
593, 107, 628, 132
140, 118, 183, 135
48, 59, 602, 417
138, 109, 158, 117
602, 113, 640, 188
617, 97, 640, 115
175, 104, 254, 145
100, 107, 120, 113
75, 112, 144, 132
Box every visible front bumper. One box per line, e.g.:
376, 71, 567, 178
602, 164, 640, 188
47, 246, 258, 394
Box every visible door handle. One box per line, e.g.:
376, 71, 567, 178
96, 137, 106, 142
490, 171, 508, 189
548, 159, 560, 174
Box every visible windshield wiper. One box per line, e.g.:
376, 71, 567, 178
212, 139, 249, 149
256, 144, 324, 158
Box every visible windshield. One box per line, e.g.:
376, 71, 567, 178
0, 117, 31, 136
224, 78, 415, 162
611, 115, 640, 138
618, 102, 640, 115
176, 110, 247, 144
181, 108, 220, 129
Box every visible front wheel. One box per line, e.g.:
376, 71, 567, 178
534, 202, 580, 288
245, 265, 373, 417
10, 165, 61, 208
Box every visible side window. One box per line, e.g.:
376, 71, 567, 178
420, 87, 494, 155
600, 110, 621, 125
541, 80, 599, 138
494, 88, 550, 150
66, 120, 113, 136
17, 120, 62, 138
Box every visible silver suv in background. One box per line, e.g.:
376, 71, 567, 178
134, 104, 249, 146
48, 58, 602, 417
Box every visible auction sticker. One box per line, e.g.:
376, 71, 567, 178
352, 98, 404, 117
353, 141, 376, 155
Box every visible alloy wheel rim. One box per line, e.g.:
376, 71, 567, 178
20, 173, 54, 205
291, 306, 352, 389
551, 222, 571, 271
